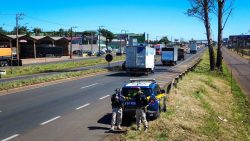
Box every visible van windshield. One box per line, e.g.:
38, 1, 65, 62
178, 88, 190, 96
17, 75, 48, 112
122, 88, 152, 98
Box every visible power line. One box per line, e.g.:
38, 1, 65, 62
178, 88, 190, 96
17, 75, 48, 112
2, 13, 133, 35
23, 15, 75, 27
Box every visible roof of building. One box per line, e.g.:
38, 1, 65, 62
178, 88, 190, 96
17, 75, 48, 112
6, 35, 25, 39
229, 35, 250, 39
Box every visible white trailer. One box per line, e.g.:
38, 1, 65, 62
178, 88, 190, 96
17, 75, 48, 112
125, 45, 155, 74
161, 47, 178, 66
189, 40, 197, 54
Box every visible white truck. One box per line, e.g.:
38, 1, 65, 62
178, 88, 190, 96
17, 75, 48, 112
189, 40, 197, 54
125, 45, 155, 74
161, 47, 178, 66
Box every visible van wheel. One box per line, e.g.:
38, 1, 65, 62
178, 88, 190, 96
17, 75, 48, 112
151, 69, 155, 74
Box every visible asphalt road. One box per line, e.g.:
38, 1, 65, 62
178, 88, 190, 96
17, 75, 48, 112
223, 47, 250, 97
0, 48, 205, 141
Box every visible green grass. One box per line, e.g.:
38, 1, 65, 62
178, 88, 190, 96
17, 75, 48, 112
2, 56, 125, 78
0, 69, 107, 91
120, 50, 250, 141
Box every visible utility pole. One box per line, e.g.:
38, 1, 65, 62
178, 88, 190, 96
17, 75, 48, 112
91, 32, 93, 53
98, 26, 104, 55
16, 13, 24, 65
120, 29, 128, 54
147, 33, 149, 44
70, 26, 77, 59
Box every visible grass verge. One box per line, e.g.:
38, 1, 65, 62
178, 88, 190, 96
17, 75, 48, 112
2, 55, 125, 78
120, 50, 250, 141
0, 69, 107, 92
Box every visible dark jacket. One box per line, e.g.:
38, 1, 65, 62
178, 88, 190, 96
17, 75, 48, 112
135, 93, 148, 108
111, 93, 124, 108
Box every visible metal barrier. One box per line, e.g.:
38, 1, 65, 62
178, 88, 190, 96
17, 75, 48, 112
164, 58, 202, 94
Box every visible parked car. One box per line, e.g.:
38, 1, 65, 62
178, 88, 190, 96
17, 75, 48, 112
87, 51, 95, 56
96, 51, 105, 56
122, 79, 167, 119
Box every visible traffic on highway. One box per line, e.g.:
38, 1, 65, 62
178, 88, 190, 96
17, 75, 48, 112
0, 42, 206, 140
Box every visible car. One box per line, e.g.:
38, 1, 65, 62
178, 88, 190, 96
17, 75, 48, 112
73, 50, 82, 55
96, 51, 105, 56
122, 79, 167, 119
87, 51, 95, 56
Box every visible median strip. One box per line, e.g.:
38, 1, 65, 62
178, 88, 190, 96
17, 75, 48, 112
76, 103, 90, 110
40, 116, 61, 126
80, 83, 98, 89
99, 95, 110, 100
1, 134, 19, 141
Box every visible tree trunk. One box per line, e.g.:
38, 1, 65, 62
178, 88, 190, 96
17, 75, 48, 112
216, 0, 224, 71
204, 0, 215, 71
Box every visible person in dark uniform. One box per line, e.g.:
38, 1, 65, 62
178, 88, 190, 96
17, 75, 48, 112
135, 87, 149, 131
110, 88, 124, 131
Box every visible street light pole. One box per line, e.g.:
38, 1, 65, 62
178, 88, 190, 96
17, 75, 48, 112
16, 13, 24, 65
70, 26, 77, 59
120, 29, 128, 54
98, 26, 104, 55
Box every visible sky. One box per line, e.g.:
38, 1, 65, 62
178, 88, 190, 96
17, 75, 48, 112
0, 0, 249, 41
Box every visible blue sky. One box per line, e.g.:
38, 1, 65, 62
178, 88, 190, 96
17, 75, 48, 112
0, 0, 249, 41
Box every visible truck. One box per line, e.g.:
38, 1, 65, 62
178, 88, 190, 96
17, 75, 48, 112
154, 44, 164, 55
178, 48, 185, 61
189, 40, 197, 54
0, 48, 12, 67
161, 47, 178, 66
125, 45, 155, 74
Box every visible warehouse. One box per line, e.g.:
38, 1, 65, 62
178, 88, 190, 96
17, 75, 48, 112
0, 33, 70, 59
229, 35, 250, 56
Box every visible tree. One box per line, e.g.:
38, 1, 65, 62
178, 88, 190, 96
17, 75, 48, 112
215, 0, 233, 71
0, 27, 7, 34
12, 26, 29, 35
187, 0, 216, 71
82, 31, 97, 44
98, 28, 115, 48
32, 27, 42, 36
58, 28, 65, 37
159, 36, 170, 44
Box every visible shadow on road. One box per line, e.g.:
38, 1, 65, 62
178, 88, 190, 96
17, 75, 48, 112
98, 113, 112, 125
106, 72, 128, 77
96, 112, 135, 127
88, 126, 110, 131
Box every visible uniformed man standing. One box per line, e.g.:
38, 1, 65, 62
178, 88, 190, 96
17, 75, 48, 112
110, 88, 124, 131
135, 87, 149, 131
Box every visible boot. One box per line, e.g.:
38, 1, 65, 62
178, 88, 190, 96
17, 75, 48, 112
110, 126, 114, 131
117, 125, 122, 130
136, 127, 141, 131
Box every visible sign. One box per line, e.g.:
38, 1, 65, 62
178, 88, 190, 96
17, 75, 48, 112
0, 70, 6, 75
105, 54, 113, 62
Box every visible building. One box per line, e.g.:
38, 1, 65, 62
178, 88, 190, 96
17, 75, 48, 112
0, 33, 70, 59
229, 35, 250, 49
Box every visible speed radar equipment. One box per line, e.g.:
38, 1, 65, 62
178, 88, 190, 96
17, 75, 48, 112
105, 54, 113, 62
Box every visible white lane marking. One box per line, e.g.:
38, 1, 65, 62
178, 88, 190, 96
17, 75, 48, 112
80, 83, 98, 89
1, 134, 19, 141
76, 103, 90, 110
99, 95, 110, 100
40, 116, 61, 125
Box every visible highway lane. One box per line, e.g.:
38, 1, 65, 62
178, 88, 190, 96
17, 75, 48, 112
223, 47, 250, 97
0, 48, 205, 141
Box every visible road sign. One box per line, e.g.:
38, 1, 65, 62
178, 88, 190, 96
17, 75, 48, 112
105, 54, 113, 62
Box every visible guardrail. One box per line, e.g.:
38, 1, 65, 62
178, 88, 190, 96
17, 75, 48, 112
165, 58, 202, 94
